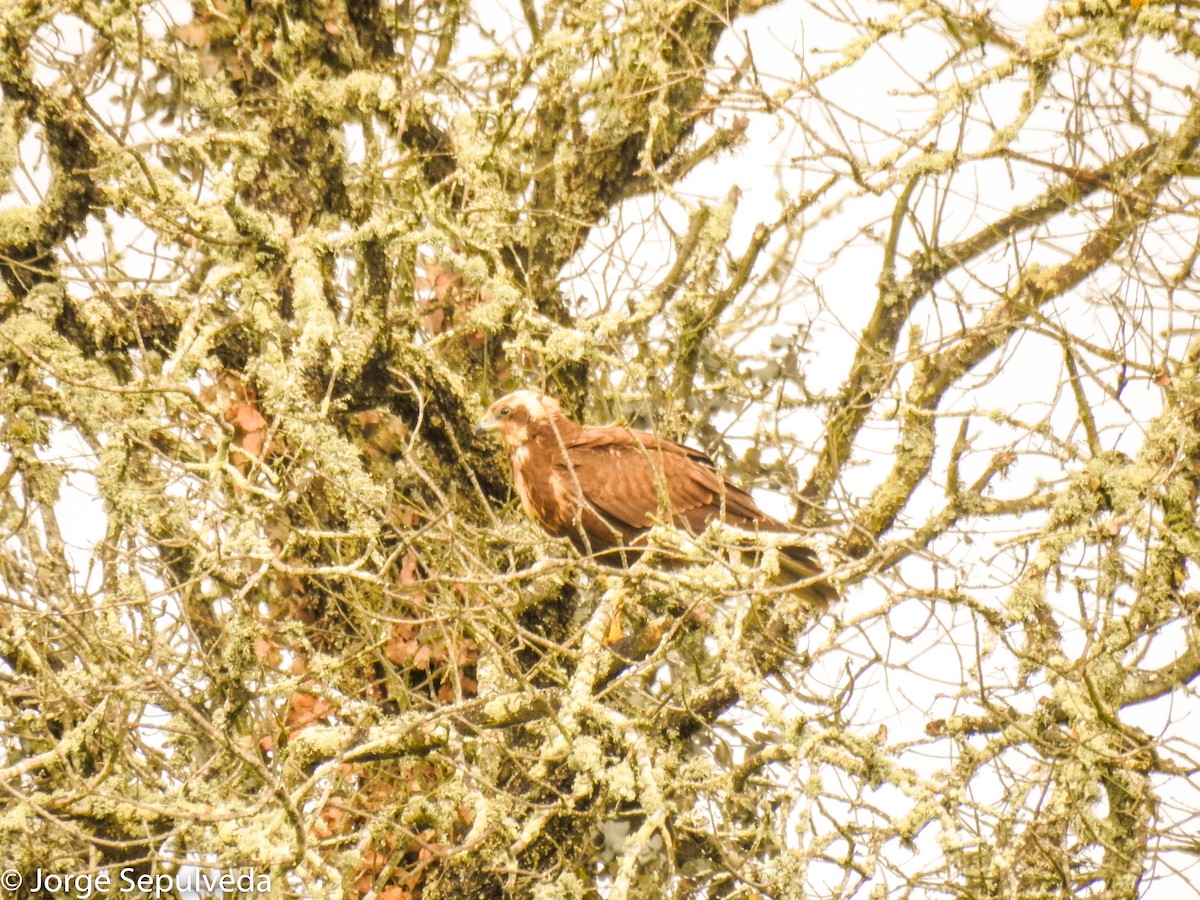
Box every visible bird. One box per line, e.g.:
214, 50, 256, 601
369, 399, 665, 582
477, 390, 836, 605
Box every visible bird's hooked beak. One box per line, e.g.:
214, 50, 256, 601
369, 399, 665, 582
477, 409, 503, 436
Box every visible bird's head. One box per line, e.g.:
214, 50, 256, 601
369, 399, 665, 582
478, 390, 563, 448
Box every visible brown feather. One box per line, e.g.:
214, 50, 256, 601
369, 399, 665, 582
478, 390, 835, 604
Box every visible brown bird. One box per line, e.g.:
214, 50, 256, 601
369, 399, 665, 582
478, 390, 835, 605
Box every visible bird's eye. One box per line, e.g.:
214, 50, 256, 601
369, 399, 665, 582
500, 406, 511, 417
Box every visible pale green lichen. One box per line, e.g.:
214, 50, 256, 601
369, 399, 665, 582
287, 238, 340, 372
604, 758, 638, 804
1025, 13, 1065, 58
532, 872, 587, 899
0, 108, 25, 186
567, 734, 605, 772
283, 70, 395, 116
214, 810, 297, 864
900, 149, 956, 180
0, 205, 43, 245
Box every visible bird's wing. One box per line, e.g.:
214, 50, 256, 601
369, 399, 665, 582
562, 425, 836, 602
565, 427, 763, 532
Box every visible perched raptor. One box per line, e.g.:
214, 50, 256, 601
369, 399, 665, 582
478, 390, 835, 605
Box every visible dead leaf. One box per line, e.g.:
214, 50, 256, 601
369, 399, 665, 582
287, 691, 332, 728
173, 22, 211, 47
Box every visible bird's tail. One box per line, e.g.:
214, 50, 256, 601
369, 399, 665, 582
776, 542, 838, 606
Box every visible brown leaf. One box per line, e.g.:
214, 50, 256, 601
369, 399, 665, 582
398, 551, 420, 585
421, 307, 446, 334
385, 636, 418, 665
253, 636, 283, 667
604, 607, 627, 645
173, 22, 211, 48
417, 263, 463, 301
438, 671, 478, 703
412, 643, 433, 671
355, 410, 410, 459
226, 401, 267, 446
313, 807, 345, 839
287, 692, 332, 728
451, 639, 480, 666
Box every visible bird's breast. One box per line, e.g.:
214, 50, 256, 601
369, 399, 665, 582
511, 445, 578, 537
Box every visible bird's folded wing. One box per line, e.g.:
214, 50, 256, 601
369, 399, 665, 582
565, 427, 761, 532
